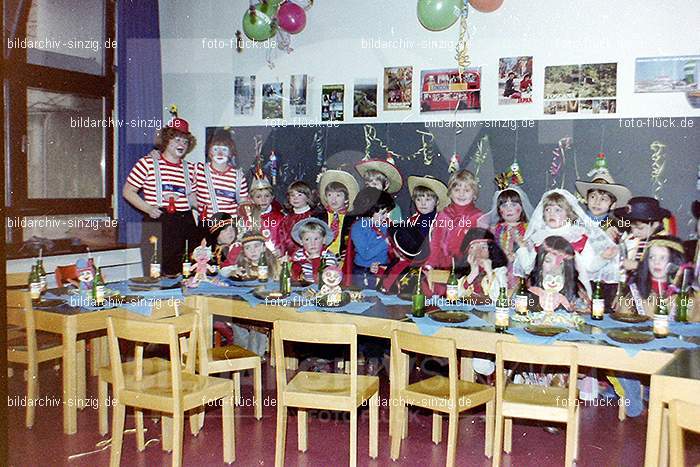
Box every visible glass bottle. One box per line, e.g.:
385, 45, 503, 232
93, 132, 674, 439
514, 277, 529, 315
412, 268, 426, 317
36, 259, 47, 292
653, 296, 669, 338
150, 243, 161, 279
591, 281, 605, 320
93, 267, 105, 305
280, 260, 291, 296
495, 287, 510, 333
258, 254, 269, 283
29, 265, 42, 302
446, 259, 459, 302
182, 240, 191, 278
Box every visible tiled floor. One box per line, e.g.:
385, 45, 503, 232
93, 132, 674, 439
7, 358, 700, 466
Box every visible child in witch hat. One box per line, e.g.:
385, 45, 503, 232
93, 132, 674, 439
355, 154, 404, 222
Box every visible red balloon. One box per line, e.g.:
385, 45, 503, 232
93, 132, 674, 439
469, 0, 503, 13
277, 2, 306, 34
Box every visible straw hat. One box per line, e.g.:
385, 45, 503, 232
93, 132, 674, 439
407, 175, 449, 211
318, 170, 360, 210
575, 153, 631, 206
354, 157, 403, 194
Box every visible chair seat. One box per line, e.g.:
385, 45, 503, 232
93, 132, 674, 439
209, 344, 259, 361
503, 383, 573, 407
8, 330, 62, 351
121, 371, 232, 409
405, 375, 495, 409
98, 357, 172, 384
286, 371, 379, 407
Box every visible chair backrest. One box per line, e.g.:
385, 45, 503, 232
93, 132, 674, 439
495, 341, 578, 414
54, 265, 78, 286
6, 290, 37, 355
427, 269, 450, 289
6, 272, 28, 287
106, 314, 198, 404
392, 329, 458, 402
669, 398, 700, 467
273, 320, 358, 401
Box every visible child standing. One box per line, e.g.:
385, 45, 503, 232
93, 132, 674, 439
239, 175, 284, 255
348, 187, 396, 289
427, 169, 483, 269
290, 218, 338, 283
406, 175, 448, 239
355, 156, 404, 222
314, 170, 359, 263
278, 180, 316, 257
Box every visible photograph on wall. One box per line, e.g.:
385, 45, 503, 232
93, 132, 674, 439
290, 74, 308, 115
544, 65, 580, 100
262, 82, 283, 119
498, 56, 533, 105
579, 63, 617, 99
353, 79, 378, 118
234, 75, 256, 115
321, 84, 344, 121
635, 56, 699, 92
544, 63, 617, 114
383, 66, 412, 111
419, 67, 481, 113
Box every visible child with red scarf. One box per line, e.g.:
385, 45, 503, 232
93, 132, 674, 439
277, 180, 316, 257
238, 175, 285, 255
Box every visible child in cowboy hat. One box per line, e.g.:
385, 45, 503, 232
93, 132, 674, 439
290, 218, 338, 283
407, 175, 448, 239
124, 111, 200, 275
575, 153, 632, 229
355, 155, 404, 222
313, 170, 360, 263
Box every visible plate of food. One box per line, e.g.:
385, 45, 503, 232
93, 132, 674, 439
524, 325, 569, 337
607, 330, 654, 344
610, 313, 651, 324
129, 276, 160, 284
429, 311, 470, 323
315, 291, 351, 308
252, 287, 289, 301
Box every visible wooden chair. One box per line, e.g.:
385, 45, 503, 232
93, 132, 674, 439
493, 342, 580, 467
273, 320, 379, 467
668, 399, 700, 467
390, 330, 495, 467
6, 289, 86, 428
6, 272, 30, 287
106, 314, 236, 467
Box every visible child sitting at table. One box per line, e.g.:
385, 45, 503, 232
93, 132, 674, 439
239, 175, 284, 255
427, 169, 483, 270
206, 212, 241, 269
278, 180, 317, 257
231, 230, 280, 281
314, 170, 359, 264
380, 224, 430, 296
454, 228, 509, 301
290, 218, 337, 283
527, 236, 586, 312
406, 175, 448, 239
355, 155, 404, 222
348, 187, 396, 289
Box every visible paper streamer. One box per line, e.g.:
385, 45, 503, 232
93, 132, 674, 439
362, 125, 402, 161
455, 0, 471, 78
549, 137, 572, 188
472, 135, 490, 178
415, 130, 436, 166
649, 141, 668, 201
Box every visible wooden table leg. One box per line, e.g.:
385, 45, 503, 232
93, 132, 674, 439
62, 318, 78, 434
644, 376, 664, 467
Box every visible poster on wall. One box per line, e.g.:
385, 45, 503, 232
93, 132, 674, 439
383, 66, 412, 111
498, 56, 533, 105
262, 82, 283, 119
321, 84, 344, 121
234, 75, 256, 115
419, 68, 481, 113
543, 63, 617, 115
635, 56, 699, 93
290, 74, 308, 115
353, 79, 378, 118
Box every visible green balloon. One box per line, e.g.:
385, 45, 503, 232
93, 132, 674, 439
242, 6, 276, 41
417, 0, 463, 31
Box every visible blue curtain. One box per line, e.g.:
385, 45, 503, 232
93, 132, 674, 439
117, 0, 163, 244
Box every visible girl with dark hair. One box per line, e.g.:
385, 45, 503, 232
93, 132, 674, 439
454, 228, 509, 301
528, 236, 583, 312
277, 180, 318, 257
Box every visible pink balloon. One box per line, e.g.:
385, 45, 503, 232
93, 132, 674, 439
277, 2, 306, 34
469, 0, 503, 13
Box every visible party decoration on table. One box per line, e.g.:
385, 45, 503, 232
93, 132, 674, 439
384, 66, 413, 111
529, 274, 570, 314
524, 325, 568, 337
420, 67, 482, 113
75, 258, 95, 296
499, 56, 533, 105
234, 76, 256, 115
277, 0, 306, 34
317, 265, 345, 306
512, 310, 585, 329
649, 141, 668, 201
417, 0, 462, 31
469, 0, 503, 12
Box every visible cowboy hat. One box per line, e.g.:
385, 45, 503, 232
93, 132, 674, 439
291, 218, 335, 246
575, 171, 631, 207
407, 175, 449, 211
389, 224, 430, 263
354, 158, 403, 194
318, 170, 360, 210
347, 187, 395, 217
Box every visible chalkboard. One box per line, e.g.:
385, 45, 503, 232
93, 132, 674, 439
207, 117, 699, 238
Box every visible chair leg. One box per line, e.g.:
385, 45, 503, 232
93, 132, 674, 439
573, 406, 580, 461
90, 337, 100, 376
432, 412, 442, 444
618, 398, 626, 421
298, 409, 308, 452
391, 400, 404, 460
350, 409, 358, 467
222, 395, 236, 463
504, 418, 512, 453
162, 416, 173, 452
254, 361, 263, 420
98, 378, 108, 435
492, 407, 504, 467
565, 416, 576, 467
109, 402, 126, 467
26, 361, 38, 428
485, 400, 495, 458
190, 407, 204, 435
172, 411, 184, 467
369, 393, 378, 459
77, 340, 87, 409
135, 409, 145, 451
274, 405, 288, 467
660, 407, 669, 467
233, 372, 241, 407
446, 411, 459, 467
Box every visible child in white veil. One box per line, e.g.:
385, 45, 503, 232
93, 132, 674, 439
514, 188, 619, 297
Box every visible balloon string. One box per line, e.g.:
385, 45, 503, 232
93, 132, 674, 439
455, 0, 471, 78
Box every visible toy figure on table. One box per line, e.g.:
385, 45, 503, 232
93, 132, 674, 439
527, 236, 585, 313
318, 265, 343, 306
186, 239, 219, 287
75, 258, 96, 296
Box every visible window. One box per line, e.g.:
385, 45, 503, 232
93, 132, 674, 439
3, 0, 115, 246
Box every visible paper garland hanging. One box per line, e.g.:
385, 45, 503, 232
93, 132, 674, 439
455, 0, 471, 77
649, 141, 668, 201
548, 137, 572, 189
472, 135, 490, 179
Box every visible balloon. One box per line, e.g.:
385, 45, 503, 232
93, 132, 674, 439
242, 6, 276, 41
417, 0, 463, 31
277, 2, 306, 34
469, 0, 503, 13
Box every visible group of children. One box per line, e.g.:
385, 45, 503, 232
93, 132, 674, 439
125, 118, 699, 413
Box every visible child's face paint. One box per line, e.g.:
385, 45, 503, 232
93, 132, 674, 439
288, 190, 309, 209
243, 240, 264, 263
587, 190, 613, 216
301, 232, 323, 257
648, 245, 671, 281
414, 194, 437, 214
209, 145, 230, 165
468, 241, 489, 260
165, 136, 188, 158
499, 200, 523, 223
544, 204, 567, 228
325, 190, 347, 212
450, 181, 474, 206
252, 190, 273, 210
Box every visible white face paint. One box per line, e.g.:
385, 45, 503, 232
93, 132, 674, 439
210, 145, 230, 165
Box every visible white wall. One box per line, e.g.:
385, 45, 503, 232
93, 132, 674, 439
159, 0, 700, 163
